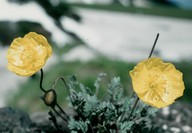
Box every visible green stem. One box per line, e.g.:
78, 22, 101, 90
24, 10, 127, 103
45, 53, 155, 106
128, 33, 159, 120
52, 77, 73, 105
56, 103, 69, 120
148, 33, 159, 58
40, 69, 46, 92
52, 107, 68, 122
52, 77, 95, 133
127, 98, 139, 120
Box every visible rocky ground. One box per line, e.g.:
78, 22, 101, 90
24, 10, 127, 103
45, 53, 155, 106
0, 102, 191, 133
152, 102, 192, 133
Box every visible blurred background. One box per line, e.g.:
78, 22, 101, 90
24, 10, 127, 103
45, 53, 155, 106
0, 0, 192, 112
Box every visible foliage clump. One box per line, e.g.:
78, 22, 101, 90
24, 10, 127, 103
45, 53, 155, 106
67, 74, 158, 133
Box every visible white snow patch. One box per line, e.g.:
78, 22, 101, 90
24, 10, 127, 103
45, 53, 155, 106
62, 46, 96, 62
0, 0, 69, 44
63, 8, 192, 62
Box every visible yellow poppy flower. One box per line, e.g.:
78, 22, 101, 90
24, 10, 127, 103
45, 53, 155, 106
7, 32, 52, 76
130, 58, 185, 108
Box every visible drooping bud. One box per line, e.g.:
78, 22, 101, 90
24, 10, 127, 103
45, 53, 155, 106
41, 89, 57, 107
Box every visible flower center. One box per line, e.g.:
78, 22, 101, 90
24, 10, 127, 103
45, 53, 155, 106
21, 45, 38, 67
145, 72, 168, 102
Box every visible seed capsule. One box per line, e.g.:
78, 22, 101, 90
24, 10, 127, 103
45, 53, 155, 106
42, 89, 57, 107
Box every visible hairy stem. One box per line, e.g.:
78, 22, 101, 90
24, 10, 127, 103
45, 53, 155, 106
56, 103, 69, 120
52, 77, 73, 105
52, 107, 68, 122
52, 77, 96, 133
128, 33, 159, 120
148, 33, 159, 58
40, 69, 46, 92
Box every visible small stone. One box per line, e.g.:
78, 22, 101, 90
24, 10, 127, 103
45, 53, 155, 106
175, 115, 181, 123
171, 109, 178, 115
162, 106, 170, 115
162, 124, 168, 130
182, 125, 192, 132
170, 127, 180, 132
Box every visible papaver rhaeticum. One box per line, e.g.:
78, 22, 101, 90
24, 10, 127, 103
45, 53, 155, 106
7, 32, 52, 76
129, 58, 185, 108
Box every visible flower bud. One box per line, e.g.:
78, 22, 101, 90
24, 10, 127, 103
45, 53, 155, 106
42, 89, 57, 107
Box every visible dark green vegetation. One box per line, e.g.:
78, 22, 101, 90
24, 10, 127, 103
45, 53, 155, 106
6, 57, 192, 112
71, 3, 192, 19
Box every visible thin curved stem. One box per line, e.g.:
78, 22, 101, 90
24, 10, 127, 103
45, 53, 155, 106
89, 122, 95, 133
52, 76, 74, 105
127, 98, 139, 120
48, 111, 62, 131
128, 33, 159, 121
52, 77, 95, 133
40, 69, 46, 92
52, 107, 68, 122
56, 103, 69, 120
51, 77, 74, 122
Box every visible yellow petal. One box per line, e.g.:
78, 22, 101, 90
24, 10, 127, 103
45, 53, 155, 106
129, 57, 185, 108
7, 32, 52, 76
25, 32, 52, 57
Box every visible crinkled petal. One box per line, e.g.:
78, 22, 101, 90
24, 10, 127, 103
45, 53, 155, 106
129, 57, 185, 108
7, 32, 52, 76
25, 32, 52, 57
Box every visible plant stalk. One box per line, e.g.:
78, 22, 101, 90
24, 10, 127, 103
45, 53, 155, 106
40, 69, 46, 92
128, 33, 159, 120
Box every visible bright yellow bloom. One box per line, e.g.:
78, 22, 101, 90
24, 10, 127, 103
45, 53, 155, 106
130, 58, 185, 108
7, 32, 52, 76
